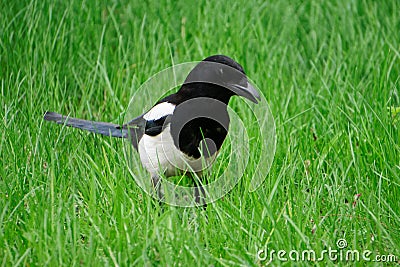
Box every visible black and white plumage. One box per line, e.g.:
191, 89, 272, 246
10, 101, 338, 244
44, 55, 260, 202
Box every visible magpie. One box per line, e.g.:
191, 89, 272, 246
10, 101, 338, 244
44, 55, 260, 204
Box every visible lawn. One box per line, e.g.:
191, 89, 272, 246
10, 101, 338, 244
1, 0, 399, 266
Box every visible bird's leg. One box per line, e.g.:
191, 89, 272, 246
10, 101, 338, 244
188, 172, 207, 209
193, 185, 207, 208
151, 175, 164, 202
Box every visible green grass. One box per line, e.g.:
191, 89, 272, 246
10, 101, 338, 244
1, 0, 400, 265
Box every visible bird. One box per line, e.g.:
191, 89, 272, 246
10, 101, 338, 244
44, 55, 260, 205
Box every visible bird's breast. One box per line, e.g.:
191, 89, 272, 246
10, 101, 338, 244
138, 124, 216, 177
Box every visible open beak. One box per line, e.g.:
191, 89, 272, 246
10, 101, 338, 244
228, 82, 261, 104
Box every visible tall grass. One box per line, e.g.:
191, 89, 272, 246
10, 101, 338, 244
1, 0, 399, 265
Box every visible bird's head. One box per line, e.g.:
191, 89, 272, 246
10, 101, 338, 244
179, 55, 260, 104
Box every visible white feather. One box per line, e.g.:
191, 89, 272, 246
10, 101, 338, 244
138, 124, 216, 176
143, 102, 175, 120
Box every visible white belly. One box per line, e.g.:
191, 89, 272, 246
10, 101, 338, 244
138, 125, 215, 176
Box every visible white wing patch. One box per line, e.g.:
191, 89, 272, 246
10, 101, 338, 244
143, 102, 175, 120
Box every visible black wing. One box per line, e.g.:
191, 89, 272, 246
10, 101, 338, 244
144, 115, 172, 136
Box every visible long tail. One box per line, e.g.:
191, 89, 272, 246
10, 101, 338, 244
44, 111, 127, 138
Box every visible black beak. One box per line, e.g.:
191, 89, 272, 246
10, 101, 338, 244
228, 81, 261, 104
